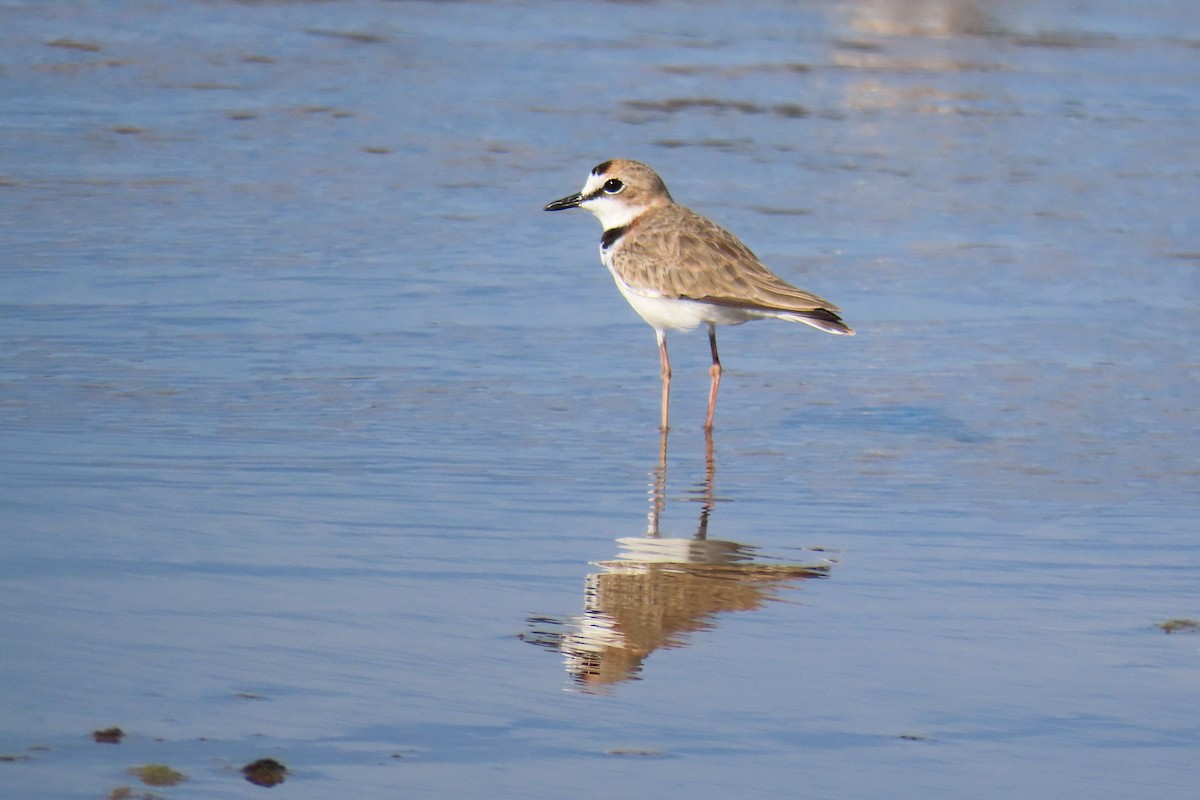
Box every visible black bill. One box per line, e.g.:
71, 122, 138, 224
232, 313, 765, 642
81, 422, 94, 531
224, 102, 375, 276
543, 192, 583, 212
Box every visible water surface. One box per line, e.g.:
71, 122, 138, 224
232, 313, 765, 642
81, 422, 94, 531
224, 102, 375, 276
2, 1, 1198, 798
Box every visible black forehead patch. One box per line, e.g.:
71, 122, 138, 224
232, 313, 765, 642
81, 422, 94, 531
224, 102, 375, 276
591, 160, 613, 176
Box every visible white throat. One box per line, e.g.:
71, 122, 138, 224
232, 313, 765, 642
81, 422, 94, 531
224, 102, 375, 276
577, 173, 645, 229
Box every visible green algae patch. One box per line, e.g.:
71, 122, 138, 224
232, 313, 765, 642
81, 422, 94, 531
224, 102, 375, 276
107, 787, 164, 800
126, 764, 187, 787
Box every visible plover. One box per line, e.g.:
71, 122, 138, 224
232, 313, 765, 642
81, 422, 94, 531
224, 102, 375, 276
545, 159, 854, 431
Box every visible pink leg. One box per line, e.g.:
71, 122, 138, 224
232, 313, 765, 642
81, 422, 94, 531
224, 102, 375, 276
657, 330, 671, 432
704, 325, 722, 431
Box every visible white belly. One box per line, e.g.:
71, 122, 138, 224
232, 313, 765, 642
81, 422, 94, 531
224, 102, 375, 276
605, 264, 758, 332
616, 283, 755, 331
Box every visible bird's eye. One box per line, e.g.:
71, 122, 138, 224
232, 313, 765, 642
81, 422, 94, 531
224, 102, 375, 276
602, 178, 625, 194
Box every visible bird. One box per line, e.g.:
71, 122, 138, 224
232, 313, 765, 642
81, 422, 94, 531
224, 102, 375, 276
544, 159, 854, 431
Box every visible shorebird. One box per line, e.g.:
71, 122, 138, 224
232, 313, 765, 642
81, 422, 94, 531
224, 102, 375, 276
545, 159, 853, 431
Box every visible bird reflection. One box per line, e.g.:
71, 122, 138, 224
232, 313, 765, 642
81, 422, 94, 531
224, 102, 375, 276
524, 430, 835, 692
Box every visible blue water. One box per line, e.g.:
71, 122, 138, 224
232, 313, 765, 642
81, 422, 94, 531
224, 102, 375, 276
2, 1, 1198, 798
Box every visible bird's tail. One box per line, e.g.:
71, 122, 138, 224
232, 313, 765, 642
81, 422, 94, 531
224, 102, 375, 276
782, 308, 855, 336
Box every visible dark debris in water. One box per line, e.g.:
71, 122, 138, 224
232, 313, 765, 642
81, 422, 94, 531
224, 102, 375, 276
1012, 33, 1119, 49
835, 39, 886, 52
46, 38, 103, 52
750, 205, 814, 217
292, 105, 354, 118
659, 62, 813, 77
303, 28, 388, 44
93, 727, 126, 744
1157, 618, 1200, 634
242, 757, 288, 787
604, 748, 669, 758
653, 137, 755, 152
625, 98, 810, 119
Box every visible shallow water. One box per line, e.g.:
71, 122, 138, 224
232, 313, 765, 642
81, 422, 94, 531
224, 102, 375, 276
2, 1, 1198, 797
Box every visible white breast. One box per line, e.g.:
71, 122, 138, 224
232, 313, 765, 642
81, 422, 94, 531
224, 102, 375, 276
602, 251, 757, 332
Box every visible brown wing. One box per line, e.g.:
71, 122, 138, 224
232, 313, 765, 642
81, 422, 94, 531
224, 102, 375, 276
612, 204, 843, 315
